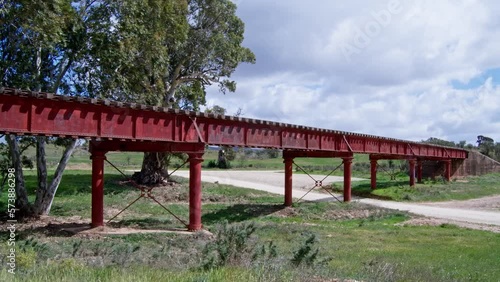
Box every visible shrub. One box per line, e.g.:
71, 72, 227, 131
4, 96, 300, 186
252, 241, 278, 262
291, 234, 319, 267
264, 149, 280, 158
217, 160, 231, 169
206, 160, 217, 168
201, 222, 257, 270
17, 249, 37, 270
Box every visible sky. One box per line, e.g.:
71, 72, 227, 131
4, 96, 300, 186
204, 0, 500, 145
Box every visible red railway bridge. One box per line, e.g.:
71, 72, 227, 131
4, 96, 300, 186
0, 88, 468, 230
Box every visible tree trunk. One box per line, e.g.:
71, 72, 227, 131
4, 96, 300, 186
133, 152, 170, 185
35, 137, 48, 209
5, 135, 32, 216
33, 139, 78, 215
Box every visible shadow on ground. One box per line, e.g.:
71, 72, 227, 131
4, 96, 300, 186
8, 222, 91, 239
21, 173, 137, 196
202, 204, 285, 225
109, 218, 178, 229
341, 180, 411, 200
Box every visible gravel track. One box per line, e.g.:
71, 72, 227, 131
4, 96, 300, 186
174, 170, 500, 228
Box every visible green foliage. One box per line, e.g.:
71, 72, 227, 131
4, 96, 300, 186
2, 0, 255, 197
0, 137, 35, 171
16, 248, 38, 270
0, 136, 78, 175
200, 221, 328, 274
202, 221, 257, 270
263, 149, 280, 159
88, 0, 190, 103
422, 137, 457, 147
1, 171, 500, 281
206, 157, 232, 169
476, 136, 500, 161
218, 160, 232, 169
134, 0, 257, 175
206, 160, 218, 168
205, 105, 227, 116
84, 0, 255, 108
0, 0, 75, 91
183, 0, 256, 95
457, 140, 467, 148
291, 234, 320, 267
1, 0, 125, 215
223, 148, 237, 162
477, 135, 494, 146
252, 241, 278, 261
8, 237, 51, 271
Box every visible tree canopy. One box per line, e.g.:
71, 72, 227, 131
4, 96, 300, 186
72, 0, 255, 109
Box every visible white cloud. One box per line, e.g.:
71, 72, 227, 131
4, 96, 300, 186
206, 0, 500, 144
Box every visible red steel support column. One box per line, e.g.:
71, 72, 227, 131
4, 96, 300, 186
91, 151, 106, 228
188, 153, 204, 231
417, 160, 423, 183
409, 159, 416, 187
343, 157, 353, 202
284, 157, 294, 206
370, 159, 377, 190
444, 159, 452, 182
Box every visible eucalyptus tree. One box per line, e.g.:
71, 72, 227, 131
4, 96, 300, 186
1, 0, 254, 218
67, 0, 255, 184
119, 0, 256, 184
0, 0, 181, 214
1, 0, 84, 215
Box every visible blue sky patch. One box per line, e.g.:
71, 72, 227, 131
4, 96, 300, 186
451, 67, 500, 90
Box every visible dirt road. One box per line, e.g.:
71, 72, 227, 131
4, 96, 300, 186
174, 170, 500, 227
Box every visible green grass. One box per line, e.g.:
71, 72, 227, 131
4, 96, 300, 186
351, 172, 500, 202
23, 145, 145, 168
2, 201, 499, 281
20, 143, 377, 175
0, 265, 296, 282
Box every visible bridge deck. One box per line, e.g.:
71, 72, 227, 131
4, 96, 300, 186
0, 88, 467, 159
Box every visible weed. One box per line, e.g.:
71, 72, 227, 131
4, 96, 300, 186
206, 160, 218, 168
363, 259, 399, 282
1, 168, 499, 281
17, 248, 37, 270
252, 240, 278, 261
52, 258, 84, 271
291, 234, 321, 267
202, 221, 257, 270
72, 240, 83, 257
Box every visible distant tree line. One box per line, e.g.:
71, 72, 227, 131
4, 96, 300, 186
475, 135, 500, 161
422, 136, 500, 162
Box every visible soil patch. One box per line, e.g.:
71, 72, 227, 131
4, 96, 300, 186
111, 180, 229, 203
65, 163, 92, 170
397, 217, 500, 233
271, 206, 395, 221
421, 195, 500, 211
0, 215, 211, 238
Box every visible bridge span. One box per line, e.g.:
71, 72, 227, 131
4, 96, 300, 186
0, 88, 468, 230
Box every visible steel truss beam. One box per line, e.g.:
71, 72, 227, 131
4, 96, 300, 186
283, 150, 353, 159
0, 88, 468, 159
89, 140, 205, 154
